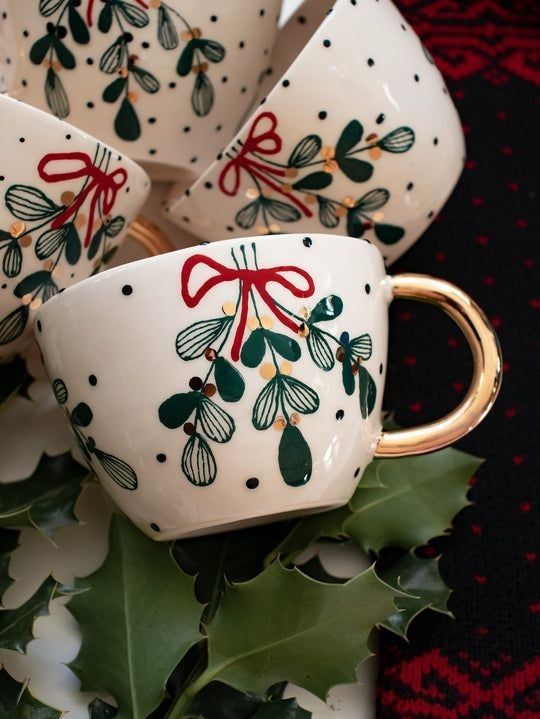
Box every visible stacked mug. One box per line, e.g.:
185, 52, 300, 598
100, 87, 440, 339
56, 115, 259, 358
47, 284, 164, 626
0, 0, 502, 540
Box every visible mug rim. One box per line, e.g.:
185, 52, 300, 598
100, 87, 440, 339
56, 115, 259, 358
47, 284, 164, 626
0, 93, 150, 186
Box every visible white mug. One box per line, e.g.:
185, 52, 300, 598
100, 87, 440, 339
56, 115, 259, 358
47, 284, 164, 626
1, 0, 283, 181
36, 233, 501, 540
165, 0, 465, 265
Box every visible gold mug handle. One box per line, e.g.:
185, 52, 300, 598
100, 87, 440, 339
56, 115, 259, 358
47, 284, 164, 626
375, 274, 503, 458
127, 215, 174, 256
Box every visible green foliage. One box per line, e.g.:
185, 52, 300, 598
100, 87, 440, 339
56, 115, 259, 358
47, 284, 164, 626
0, 576, 60, 652
0, 529, 19, 603
0, 668, 62, 718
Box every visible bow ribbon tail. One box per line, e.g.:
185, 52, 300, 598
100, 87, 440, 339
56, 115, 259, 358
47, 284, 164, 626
230, 282, 252, 362
50, 182, 95, 231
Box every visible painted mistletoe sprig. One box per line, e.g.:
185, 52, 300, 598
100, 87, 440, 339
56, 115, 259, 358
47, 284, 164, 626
159, 243, 377, 488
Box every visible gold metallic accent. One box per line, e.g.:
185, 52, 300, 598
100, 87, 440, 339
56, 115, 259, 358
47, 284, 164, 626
375, 274, 503, 458
150, 0, 162, 8
274, 417, 287, 431
193, 62, 209, 74
304, 194, 317, 205
246, 187, 260, 199
21, 293, 32, 306
10, 221, 26, 238
19, 234, 32, 248
285, 167, 298, 178
52, 61, 61, 72
324, 159, 338, 173
127, 90, 139, 103
373, 211, 385, 222
128, 216, 174, 257
280, 360, 292, 375
290, 412, 301, 426
297, 322, 309, 338
335, 206, 348, 217
260, 363, 277, 380
222, 301, 236, 317
204, 383, 216, 398
300, 306, 310, 320
369, 146, 382, 160
74, 214, 87, 229
366, 133, 378, 143
30, 298, 42, 311
342, 196, 355, 208
192, 28, 202, 39
61, 190, 75, 206
321, 146, 335, 160
260, 315, 274, 330
256, 225, 270, 235
180, 30, 193, 41
120, 67, 129, 78
281, 183, 293, 193
247, 316, 260, 330
269, 223, 281, 233
205, 348, 216, 361
336, 346, 346, 362
43, 259, 54, 271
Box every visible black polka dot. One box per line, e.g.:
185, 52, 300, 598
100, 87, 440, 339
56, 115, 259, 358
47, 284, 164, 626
318, 111, 327, 120
379, 363, 384, 375
239, 41, 245, 48
189, 376, 203, 390
23, 29, 29, 37
182, 216, 190, 223
88, 374, 97, 386
22, 79, 28, 87
336, 409, 345, 421
354, 467, 361, 478
323, 39, 331, 48
169, 82, 176, 88
407, 182, 414, 191
303, 237, 312, 247
87, 436, 96, 448
367, 58, 375, 67
204, 181, 212, 189
122, 284, 133, 296
86, 58, 94, 65
414, 74, 420, 82
401, 23, 407, 31
241, 86, 247, 94
36, 320, 42, 333
0, 176, 4, 181
210, 14, 217, 22
433, 137, 439, 145
259, 9, 265, 16
150, 523, 160, 532
19, 137, 25, 143
351, 0, 357, 4
246, 477, 259, 489
87, 101, 94, 108
428, 210, 435, 218
148, 117, 156, 124
216, 125, 222, 132
149, 149, 157, 155
190, 156, 198, 164
156, 453, 167, 463
1, 283, 7, 289
221, 75, 228, 83
365, 284, 371, 294
184, 422, 196, 436
298, 15, 306, 24
226, 225, 234, 232
282, 79, 290, 87
123, 32, 133, 42
142, 41, 150, 49
376, 113, 385, 124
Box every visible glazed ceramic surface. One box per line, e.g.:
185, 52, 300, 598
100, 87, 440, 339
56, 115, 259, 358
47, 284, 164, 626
1, 0, 282, 181
165, 0, 465, 265
36, 233, 389, 540
0, 93, 150, 360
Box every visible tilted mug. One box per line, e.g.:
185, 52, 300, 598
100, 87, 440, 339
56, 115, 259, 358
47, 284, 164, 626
35, 234, 502, 540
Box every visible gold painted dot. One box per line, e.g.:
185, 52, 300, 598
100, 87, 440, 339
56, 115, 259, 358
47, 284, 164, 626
324, 159, 338, 173
260, 363, 276, 380
180, 29, 193, 41
352, 364, 359, 375
260, 315, 274, 329
297, 323, 310, 338
21, 293, 32, 306
128, 91, 139, 103
10, 221, 26, 238
93, 218, 103, 231
61, 191, 75, 206
247, 316, 260, 330
336, 346, 346, 362
19, 234, 32, 247
43, 60, 52, 69
120, 67, 129, 78
92, 258, 101, 268
192, 62, 209, 74
204, 383, 216, 397
273, 416, 287, 431
74, 214, 87, 230
342, 196, 355, 208
305, 195, 317, 205
192, 27, 202, 39
256, 225, 270, 235
205, 347, 216, 361
43, 259, 54, 271
373, 211, 385, 222
30, 297, 42, 311
222, 301, 236, 316
281, 183, 293, 193
299, 306, 311, 320
290, 412, 301, 426
321, 146, 335, 160
246, 187, 260, 199
150, 0, 162, 8
366, 133, 378, 143
280, 360, 292, 375
269, 223, 281, 233
369, 146, 382, 161
335, 206, 347, 217
285, 167, 298, 178
52, 61, 61, 72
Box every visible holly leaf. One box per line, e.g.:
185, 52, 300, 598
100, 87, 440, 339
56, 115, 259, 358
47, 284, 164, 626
0, 529, 19, 603
378, 552, 452, 638
0, 668, 62, 718
343, 449, 482, 552
187, 682, 310, 719
205, 562, 398, 699
89, 698, 118, 718
69, 515, 203, 719
0, 453, 90, 537
0, 576, 59, 652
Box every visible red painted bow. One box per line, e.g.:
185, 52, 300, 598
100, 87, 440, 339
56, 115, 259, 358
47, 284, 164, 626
86, 0, 149, 27
218, 112, 313, 218
38, 152, 128, 248
181, 254, 315, 361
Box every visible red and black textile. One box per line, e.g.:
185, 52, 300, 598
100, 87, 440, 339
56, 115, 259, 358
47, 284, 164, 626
377, 1, 540, 716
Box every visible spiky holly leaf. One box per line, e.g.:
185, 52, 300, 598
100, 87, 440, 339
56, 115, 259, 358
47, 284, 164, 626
378, 552, 452, 638
0, 576, 60, 652
187, 681, 310, 719
343, 449, 482, 552
203, 562, 398, 700
0, 453, 90, 537
89, 698, 118, 718
69, 515, 203, 719
0, 529, 19, 603
0, 668, 62, 718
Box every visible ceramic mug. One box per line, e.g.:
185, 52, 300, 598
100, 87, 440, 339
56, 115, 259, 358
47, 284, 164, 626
164, 0, 465, 265
0, 93, 164, 361
1, 0, 283, 182
35, 233, 501, 541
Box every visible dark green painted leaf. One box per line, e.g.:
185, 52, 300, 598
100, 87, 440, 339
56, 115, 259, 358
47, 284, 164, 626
103, 76, 127, 103
131, 64, 160, 93
317, 196, 339, 228
0, 667, 62, 717
358, 366, 377, 418
346, 206, 366, 238
341, 358, 355, 395
52, 37, 76, 69
105, 215, 126, 237
199, 39, 226, 63
281, 376, 319, 415
288, 134, 322, 168
306, 326, 334, 371
0, 576, 59, 651
70, 401, 93, 427
101, 245, 118, 264
355, 188, 389, 212
182, 433, 217, 486
157, 4, 178, 49
176, 317, 233, 360
379, 553, 451, 638
349, 333, 372, 360
198, 397, 235, 443
278, 424, 312, 487
375, 223, 405, 245
0, 530, 19, 603
93, 449, 138, 490
69, 515, 203, 718
336, 157, 373, 183
35, 225, 70, 259
264, 198, 301, 223
64, 223, 81, 264
98, 3, 113, 32
29, 34, 53, 65
192, 72, 215, 117
14, 270, 50, 298
378, 126, 415, 153
89, 698, 118, 718
292, 172, 332, 192
117, 1, 149, 28
2, 241, 22, 278
5, 185, 60, 221
309, 295, 343, 323
335, 119, 363, 158
115, 97, 141, 141
241, 328, 266, 367
186, 681, 266, 719
41, 278, 59, 302
252, 377, 281, 430
236, 200, 261, 229
0, 306, 29, 346
177, 39, 196, 76
68, 5, 90, 44
45, 67, 69, 118
52, 378, 68, 404
159, 391, 198, 429
100, 36, 127, 74
87, 226, 105, 260
39, 0, 64, 15
214, 357, 245, 402
266, 331, 301, 362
